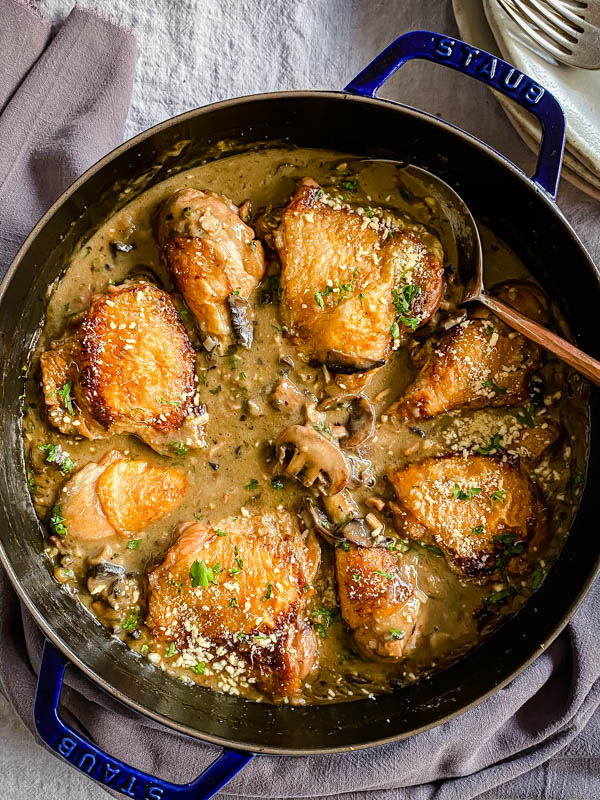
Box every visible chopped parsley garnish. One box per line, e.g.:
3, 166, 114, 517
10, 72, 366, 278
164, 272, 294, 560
471, 525, 486, 536
302, 581, 314, 593
228, 596, 239, 608
157, 396, 179, 406
489, 490, 506, 507
570, 462, 584, 488
359, 292, 365, 303
389, 628, 405, 640
453, 484, 482, 501
314, 291, 325, 308
484, 325, 495, 336
140, 644, 149, 655
482, 378, 507, 395
166, 642, 176, 657
531, 567, 545, 592
483, 588, 513, 607
363, 207, 374, 218
375, 570, 393, 580
190, 559, 218, 589
28, 471, 37, 495
263, 582, 273, 601
122, 610, 138, 631
49, 505, 67, 537
392, 284, 421, 331
311, 606, 340, 638
216, 528, 227, 537
477, 434, 504, 455
390, 321, 400, 340
190, 661, 206, 675
182, 206, 192, 217
352, 572, 362, 582
39, 443, 74, 474
514, 404, 536, 428
335, 538, 350, 552
340, 179, 358, 192
271, 477, 284, 490
244, 478, 259, 491
313, 421, 332, 435
169, 441, 188, 457
127, 538, 142, 550
56, 382, 75, 416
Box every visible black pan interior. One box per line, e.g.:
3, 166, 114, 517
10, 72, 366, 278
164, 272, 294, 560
0, 92, 598, 754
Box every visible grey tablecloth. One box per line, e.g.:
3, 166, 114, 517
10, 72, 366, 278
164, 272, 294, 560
0, 1, 599, 798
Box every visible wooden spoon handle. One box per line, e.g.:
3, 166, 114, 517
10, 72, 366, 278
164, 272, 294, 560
479, 294, 600, 386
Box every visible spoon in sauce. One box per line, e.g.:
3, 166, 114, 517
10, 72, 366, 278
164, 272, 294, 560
359, 160, 600, 386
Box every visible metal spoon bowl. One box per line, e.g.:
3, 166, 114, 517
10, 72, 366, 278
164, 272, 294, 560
358, 158, 600, 385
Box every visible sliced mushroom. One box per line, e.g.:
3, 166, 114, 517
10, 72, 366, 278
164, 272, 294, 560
324, 350, 386, 375
319, 393, 375, 449
307, 492, 372, 548
87, 560, 126, 595
227, 294, 253, 348
275, 425, 349, 495
271, 376, 306, 413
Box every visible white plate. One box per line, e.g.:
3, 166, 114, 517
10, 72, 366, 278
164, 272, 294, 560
453, 0, 600, 199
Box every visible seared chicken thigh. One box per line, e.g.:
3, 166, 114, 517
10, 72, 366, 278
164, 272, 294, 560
336, 545, 421, 661
388, 455, 545, 578
389, 281, 546, 420
146, 510, 320, 697
157, 188, 265, 352
273, 179, 444, 381
58, 450, 187, 542
40, 282, 207, 455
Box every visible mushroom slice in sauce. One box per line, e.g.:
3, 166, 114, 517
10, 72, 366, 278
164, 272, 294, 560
40, 281, 207, 456
319, 393, 375, 449
388, 455, 546, 579
157, 187, 265, 353
146, 510, 320, 699
307, 491, 373, 548
58, 450, 187, 542
275, 425, 350, 495
272, 178, 444, 384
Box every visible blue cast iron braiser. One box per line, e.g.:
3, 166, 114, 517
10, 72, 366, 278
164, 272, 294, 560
2, 28, 596, 800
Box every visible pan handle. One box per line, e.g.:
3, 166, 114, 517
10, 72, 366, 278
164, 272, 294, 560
344, 30, 565, 199
34, 640, 253, 800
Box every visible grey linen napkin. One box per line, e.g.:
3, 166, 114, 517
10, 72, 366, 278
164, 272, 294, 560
0, 1, 599, 798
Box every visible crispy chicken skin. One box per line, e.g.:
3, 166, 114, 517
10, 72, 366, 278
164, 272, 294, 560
146, 510, 320, 697
388, 455, 545, 578
336, 545, 421, 660
40, 282, 207, 455
157, 188, 265, 351
389, 281, 546, 420
272, 179, 444, 380
59, 450, 187, 542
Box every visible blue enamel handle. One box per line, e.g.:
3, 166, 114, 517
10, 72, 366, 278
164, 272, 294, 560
345, 30, 566, 198
34, 640, 253, 800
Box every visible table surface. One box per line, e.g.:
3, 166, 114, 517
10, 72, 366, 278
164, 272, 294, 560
2, 0, 598, 798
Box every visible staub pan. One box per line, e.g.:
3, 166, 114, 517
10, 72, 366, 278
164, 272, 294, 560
0, 31, 598, 800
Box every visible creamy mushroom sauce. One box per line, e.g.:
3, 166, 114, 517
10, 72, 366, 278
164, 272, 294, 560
22, 148, 587, 705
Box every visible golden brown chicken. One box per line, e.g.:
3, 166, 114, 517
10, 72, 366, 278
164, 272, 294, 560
389, 281, 546, 420
335, 544, 421, 660
157, 188, 265, 352
40, 282, 207, 455
272, 179, 444, 383
57, 450, 187, 542
146, 510, 320, 698
388, 455, 545, 578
